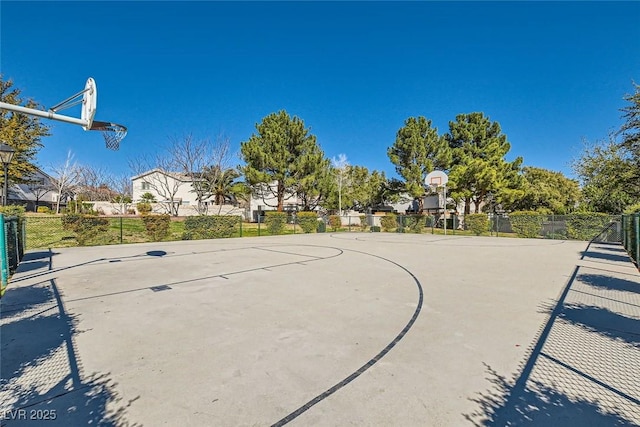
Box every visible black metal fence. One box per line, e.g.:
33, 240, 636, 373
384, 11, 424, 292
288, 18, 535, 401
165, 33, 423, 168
21, 213, 624, 252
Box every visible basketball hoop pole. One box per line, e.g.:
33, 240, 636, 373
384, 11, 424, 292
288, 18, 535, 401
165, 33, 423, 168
425, 170, 449, 237
0, 102, 88, 128
443, 184, 447, 236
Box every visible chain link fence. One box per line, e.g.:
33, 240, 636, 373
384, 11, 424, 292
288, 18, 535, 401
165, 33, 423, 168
1, 214, 26, 296
22, 212, 623, 252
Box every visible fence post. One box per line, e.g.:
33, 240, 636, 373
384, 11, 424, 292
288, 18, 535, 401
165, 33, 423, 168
14, 220, 19, 269
633, 214, 640, 266
348, 216, 351, 232
239, 218, 243, 237
20, 218, 25, 259
0, 215, 7, 295
120, 217, 123, 244
496, 215, 500, 238
622, 215, 627, 250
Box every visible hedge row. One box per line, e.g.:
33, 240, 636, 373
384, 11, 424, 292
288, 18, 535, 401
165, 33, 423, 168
465, 214, 489, 235
62, 213, 110, 245
182, 215, 241, 240
265, 211, 287, 235
509, 211, 544, 238
297, 211, 318, 233
508, 211, 612, 240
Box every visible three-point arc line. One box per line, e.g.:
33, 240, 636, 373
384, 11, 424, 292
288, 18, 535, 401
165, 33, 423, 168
270, 248, 424, 426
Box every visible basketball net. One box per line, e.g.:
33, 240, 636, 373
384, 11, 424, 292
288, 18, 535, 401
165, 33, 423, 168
89, 120, 128, 151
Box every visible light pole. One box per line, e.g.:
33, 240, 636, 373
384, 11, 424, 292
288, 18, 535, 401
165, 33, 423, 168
0, 144, 15, 207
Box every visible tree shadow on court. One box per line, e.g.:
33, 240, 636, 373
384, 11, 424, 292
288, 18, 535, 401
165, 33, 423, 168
560, 303, 640, 347
591, 244, 628, 253
580, 250, 631, 264
464, 364, 633, 426
577, 273, 640, 295
465, 264, 640, 426
1, 279, 139, 426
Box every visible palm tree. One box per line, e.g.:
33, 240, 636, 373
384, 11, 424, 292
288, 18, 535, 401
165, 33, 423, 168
202, 166, 243, 206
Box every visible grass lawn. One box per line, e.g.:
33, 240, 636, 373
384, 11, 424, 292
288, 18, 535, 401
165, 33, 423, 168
23, 214, 521, 251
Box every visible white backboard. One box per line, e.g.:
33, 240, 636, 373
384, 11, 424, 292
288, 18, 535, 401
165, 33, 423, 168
81, 77, 97, 130
425, 170, 448, 187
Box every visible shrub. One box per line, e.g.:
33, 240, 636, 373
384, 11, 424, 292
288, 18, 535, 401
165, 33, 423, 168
66, 201, 96, 214
380, 213, 397, 232
546, 231, 568, 240
624, 203, 640, 214
265, 211, 287, 235
359, 215, 368, 231
465, 213, 489, 236
136, 202, 152, 215
182, 215, 240, 239
0, 205, 26, 217
566, 212, 611, 241
141, 214, 171, 241
371, 226, 381, 232
36, 206, 51, 214
61, 213, 109, 245
296, 211, 318, 233
328, 215, 342, 231
403, 214, 425, 233
509, 211, 543, 238
140, 192, 156, 203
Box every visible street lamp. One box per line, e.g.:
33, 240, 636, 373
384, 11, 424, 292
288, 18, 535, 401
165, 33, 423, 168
0, 143, 16, 206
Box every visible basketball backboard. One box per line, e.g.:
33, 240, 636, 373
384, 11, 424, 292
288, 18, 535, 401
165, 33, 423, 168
0, 77, 126, 150
425, 170, 448, 188
81, 77, 97, 130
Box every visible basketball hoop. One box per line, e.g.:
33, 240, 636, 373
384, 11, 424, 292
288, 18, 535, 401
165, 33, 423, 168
0, 77, 127, 150
89, 120, 127, 150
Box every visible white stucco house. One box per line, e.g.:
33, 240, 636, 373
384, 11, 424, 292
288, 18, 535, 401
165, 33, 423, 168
131, 169, 242, 216
247, 182, 305, 222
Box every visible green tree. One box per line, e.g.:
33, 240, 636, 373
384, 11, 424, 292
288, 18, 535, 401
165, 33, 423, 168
202, 166, 242, 205
445, 112, 524, 214
140, 192, 157, 203
0, 76, 50, 185
334, 166, 389, 212
619, 82, 640, 164
296, 151, 334, 211
240, 110, 329, 211
388, 116, 451, 212
572, 137, 635, 213
510, 167, 581, 214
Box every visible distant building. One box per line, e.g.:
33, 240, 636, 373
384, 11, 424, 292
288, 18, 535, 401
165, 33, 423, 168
8, 168, 61, 211
131, 168, 241, 216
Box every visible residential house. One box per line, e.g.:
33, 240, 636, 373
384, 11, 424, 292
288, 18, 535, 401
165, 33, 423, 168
247, 182, 307, 222
131, 169, 241, 216
8, 168, 61, 212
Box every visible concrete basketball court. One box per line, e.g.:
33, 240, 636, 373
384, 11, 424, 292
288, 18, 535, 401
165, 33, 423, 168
1, 233, 639, 426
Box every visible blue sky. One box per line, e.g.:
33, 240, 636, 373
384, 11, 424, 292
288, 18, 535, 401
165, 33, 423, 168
1, 1, 639, 181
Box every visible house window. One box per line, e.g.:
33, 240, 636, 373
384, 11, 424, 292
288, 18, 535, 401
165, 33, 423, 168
182, 201, 190, 205
141, 181, 150, 190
